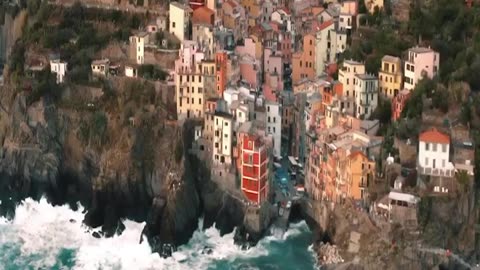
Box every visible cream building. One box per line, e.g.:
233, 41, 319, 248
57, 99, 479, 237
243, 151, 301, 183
378, 55, 402, 98
176, 73, 205, 120
169, 2, 192, 42
129, 32, 149, 64
213, 111, 234, 165
338, 60, 365, 114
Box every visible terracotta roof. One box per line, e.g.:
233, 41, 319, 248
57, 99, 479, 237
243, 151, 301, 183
349, 151, 367, 159
312, 20, 334, 32
419, 128, 450, 144
192, 6, 214, 25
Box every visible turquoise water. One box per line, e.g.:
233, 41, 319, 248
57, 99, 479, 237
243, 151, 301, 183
210, 224, 316, 270
0, 198, 317, 270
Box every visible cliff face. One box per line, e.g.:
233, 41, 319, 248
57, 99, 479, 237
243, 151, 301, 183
0, 88, 246, 252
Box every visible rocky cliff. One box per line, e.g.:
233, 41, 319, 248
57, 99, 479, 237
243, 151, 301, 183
0, 81, 246, 254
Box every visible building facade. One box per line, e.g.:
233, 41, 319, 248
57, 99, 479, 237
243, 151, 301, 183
404, 47, 440, 90
50, 60, 67, 84
417, 128, 454, 177
354, 74, 378, 119
240, 132, 269, 204
378, 55, 402, 98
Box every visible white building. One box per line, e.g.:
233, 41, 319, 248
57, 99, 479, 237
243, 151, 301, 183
354, 74, 378, 119
404, 46, 440, 90
129, 32, 149, 65
169, 2, 192, 43
417, 128, 454, 177
125, 65, 138, 78
314, 20, 347, 76
271, 8, 295, 36
50, 59, 67, 84
266, 101, 282, 156
213, 111, 233, 165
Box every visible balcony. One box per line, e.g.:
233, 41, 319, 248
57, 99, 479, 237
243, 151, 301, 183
417, 165, 455, 178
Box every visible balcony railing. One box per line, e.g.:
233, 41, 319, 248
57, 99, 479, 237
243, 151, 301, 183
417, 165, 455, 178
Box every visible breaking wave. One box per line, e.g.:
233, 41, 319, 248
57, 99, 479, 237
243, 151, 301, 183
0, 198, 316, 270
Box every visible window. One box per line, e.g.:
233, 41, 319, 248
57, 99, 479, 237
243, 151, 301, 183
199, 98, 202, 104
425, 143, 429, 151
425, 157, 429, 165
224, 122, 228, 126
172, 22, 176, 28
442, 159, 445, 167
442, 144, 447, 152
432, 143, 437, 151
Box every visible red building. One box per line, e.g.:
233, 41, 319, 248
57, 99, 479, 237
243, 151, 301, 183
240, 132, 269, 204
392, 89, 411, 121
215, 52, 228, 97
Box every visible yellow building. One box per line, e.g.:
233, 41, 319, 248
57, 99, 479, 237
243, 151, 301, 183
378, 55, 402, 98
348, 151, 375, 200
240, 0, 260, 27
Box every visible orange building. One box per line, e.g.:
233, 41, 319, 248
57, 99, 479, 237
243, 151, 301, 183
215, 52, 227, 97
348, 151, 375, 201
292, 34, 316, 84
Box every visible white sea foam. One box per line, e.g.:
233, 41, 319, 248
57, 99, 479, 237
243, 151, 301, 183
0, 198, 287, 270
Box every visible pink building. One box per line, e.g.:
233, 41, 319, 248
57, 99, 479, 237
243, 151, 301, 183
404, 46, 440, 90
174, 40, 205, 73
239, 55, 261, 88
264, 48, 283, 93
235, 37, 257, 59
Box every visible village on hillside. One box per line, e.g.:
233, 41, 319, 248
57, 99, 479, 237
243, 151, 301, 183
1, 0, 480, 267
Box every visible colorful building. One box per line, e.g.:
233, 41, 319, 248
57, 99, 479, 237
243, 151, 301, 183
292, 34, 316, 84
169, 2, 192, 43
404, 46, 440, 90
378, 55, 403, 98
215, 52, 228, 97
239, 124, 270, 204
391, 89, 410, 121
354, 74, 378, 119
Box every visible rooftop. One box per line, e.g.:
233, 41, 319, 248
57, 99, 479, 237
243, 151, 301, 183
170, 1, 192, 11
382, 55, 401, 63
214, 111, 234, 119
409, 46, 436, 54
92, 59, 110, 65
355, 73, 377, 80
419, 128, 450, 144
343, 59, 363, 66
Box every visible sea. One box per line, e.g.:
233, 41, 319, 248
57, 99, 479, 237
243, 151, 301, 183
0, 198, 318, 270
